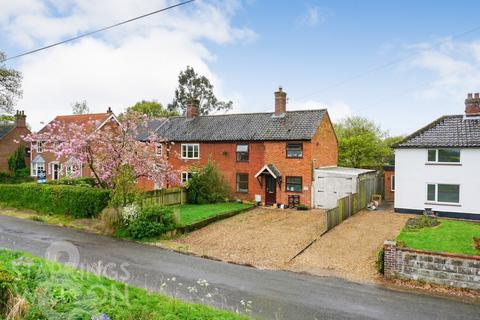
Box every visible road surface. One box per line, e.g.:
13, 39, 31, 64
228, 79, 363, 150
0, 215, 478, 320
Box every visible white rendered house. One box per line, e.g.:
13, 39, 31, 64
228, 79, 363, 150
394, 93, 480, 220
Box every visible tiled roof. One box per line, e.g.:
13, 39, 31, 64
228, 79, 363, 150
395, 115, 480, 148
146, 110, 326, 142
0, 124, 15, 139
38, 113, 112, 134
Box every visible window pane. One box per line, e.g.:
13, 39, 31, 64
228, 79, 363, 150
286, 177, 302, 192
438, 184, 460, 203
438, 149, 460, 163
427, 150, 436, 162
427, 184, 436, 201
391, 175, 395, 191
287, 143, 303, 158
236, 173, 248, 192
236, 144, 248, 152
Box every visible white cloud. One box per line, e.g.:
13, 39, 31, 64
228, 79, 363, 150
289, 99, 352, 122
0, 0, 256, 130
299, 5, 331, 27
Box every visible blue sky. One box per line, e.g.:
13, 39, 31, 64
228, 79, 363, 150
2, 0, 480, 135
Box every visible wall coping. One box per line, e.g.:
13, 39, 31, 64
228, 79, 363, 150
384, 240, 480, 261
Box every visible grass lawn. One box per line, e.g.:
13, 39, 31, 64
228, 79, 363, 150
397, 219, 480, 256
0, 249, 249, 320
173, 202, 253, 226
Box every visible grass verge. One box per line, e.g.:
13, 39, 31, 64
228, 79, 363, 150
397, 219, 480, 256
0, 249, 249, 320
173, 203, 253, 226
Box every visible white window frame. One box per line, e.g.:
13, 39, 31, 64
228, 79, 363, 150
156, 143, 163, 156
50, 161, 60, 180
31, 162, 45, 177
181, 172, 192, 184
36, 141, 43, 153
391, 175, 395, 192
427, 149, 461, 164
426, 183, 460, 204
181, 143, 200, 159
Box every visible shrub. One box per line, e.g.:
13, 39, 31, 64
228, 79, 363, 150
404, 215, 440, 232
122, 205, 176, 240
0, 184, 110, 218
297, 204, 309, 211
376, 249, 385, 275
47, 177, 96, 187
0, 172, 34, 184
0, 268, 14, 315
7, 146, 26, 173
187, 159, 229, 204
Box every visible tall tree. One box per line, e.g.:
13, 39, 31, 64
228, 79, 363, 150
168, 66, 232, 115
0, 51, 22, 114
126, 100, 178, 118
383, 135, 405, 165
71, 100, 90, 115
334, 116, 390, 169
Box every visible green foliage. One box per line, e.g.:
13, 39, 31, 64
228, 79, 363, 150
47, 176, 97, 187
174, 202, 253, 226
109, 165, 141, 208
121, 205, 176, 240
0, 171, 34, 184
71, 100, 89, 115
376, 249, 385, 275
383, 135, 405, 165
7, 145, 26, 173
0, 114, 14, 123
0, 249, 248, 320
296, 204, 309, 211
126, 100, 178, 118
168, 66, 233, 115
334, 116, 391, 168
404, 215, 440, 232
0, 51, 23, 113
0, 183, 110, 218
397, 219, 480, 256
187, 160, 229, 204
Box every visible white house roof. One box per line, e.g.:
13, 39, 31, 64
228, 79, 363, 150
315, 166, 376, 177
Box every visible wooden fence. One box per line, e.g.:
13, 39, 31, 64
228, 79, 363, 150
325, 173, 383, 231
142, 188, 187, 206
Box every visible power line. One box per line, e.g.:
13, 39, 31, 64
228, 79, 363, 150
0, 0, 195, 63
292, 24, 480, 103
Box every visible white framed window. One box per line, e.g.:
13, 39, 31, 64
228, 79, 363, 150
181, 172, 192, 184
156, 143, 163, 156
36, 141, 44, 153
31, 162, 45, 177
391, 175, 395, 192
181, 143, 199, 159
427, 149, 460, 163
427, 183, 460, 204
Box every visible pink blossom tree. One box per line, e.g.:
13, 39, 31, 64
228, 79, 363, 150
23, 112, 176, 190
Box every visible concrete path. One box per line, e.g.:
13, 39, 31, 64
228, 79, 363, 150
0, 215, 479, 320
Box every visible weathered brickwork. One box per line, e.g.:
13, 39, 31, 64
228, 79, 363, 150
384, 241, 480, 290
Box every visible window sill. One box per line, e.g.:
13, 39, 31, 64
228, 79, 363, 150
425, 162, 462, 166
181, 158, 200, 160
286, 157, 303, 159
424, 202, 462, 207
286, 191, 303, 194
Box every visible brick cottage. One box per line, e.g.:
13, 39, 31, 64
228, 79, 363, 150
0, 111, 31, 173
139, 88, 338, 207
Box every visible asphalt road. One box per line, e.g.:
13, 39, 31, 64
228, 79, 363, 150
0, 215, 479, 320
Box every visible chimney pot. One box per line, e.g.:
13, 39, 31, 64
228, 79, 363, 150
465, 92, 480, 117
186, 100, 199, 118
468, 93, 473, 98
15, 110, 26, 128
274, 87, 287, 116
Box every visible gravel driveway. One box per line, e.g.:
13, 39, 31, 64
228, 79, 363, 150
168, 207, 325, 269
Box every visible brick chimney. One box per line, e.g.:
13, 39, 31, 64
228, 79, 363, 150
107, 107, 113, 113
465, 93, 480, 117
186, 100, 199, 119
15, 110, 26, 128
274, 86, 287, 116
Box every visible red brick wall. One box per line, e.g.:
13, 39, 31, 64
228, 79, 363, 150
384, 170, 395, 201
0, 127, 31, 172
143, 112, 339, 208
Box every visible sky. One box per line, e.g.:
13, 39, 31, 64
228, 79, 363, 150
2, 0, 480, 135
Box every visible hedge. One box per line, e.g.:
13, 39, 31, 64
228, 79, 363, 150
0, 183, 110, 218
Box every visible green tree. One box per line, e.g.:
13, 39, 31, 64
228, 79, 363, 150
7, 146, 26, 175
126, 100, 178, 118
0, 52, 22, 114
334, 116, 390, 168
187, 159, 229, 204
168, 66, 233, 115
71, 100, 90, 115
383, 135, 405, 165
0, 114, 14, 124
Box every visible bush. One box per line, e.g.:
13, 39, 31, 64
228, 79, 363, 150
404, 215, 440, 232
0, 183, 110, 218
376, 249, 385, 275
0, 172, 34, 184
297, 204, 309, 211
187, 159, 229, 204
121, 205, 176, 240
0, 268, 14, 315
47, 177, 96, 187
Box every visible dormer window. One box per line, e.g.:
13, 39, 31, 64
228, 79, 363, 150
427, 149, 460, 163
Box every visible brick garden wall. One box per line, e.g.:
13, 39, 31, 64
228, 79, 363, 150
384, 241, 480, 290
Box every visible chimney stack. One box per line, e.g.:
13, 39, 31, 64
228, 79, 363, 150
15, 110, 26, 128
186, 100, 199, 118
274, 86, 287, 116
107, 107, 113, 113
465, 93, 480, 117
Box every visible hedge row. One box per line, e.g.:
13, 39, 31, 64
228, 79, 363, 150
0, 183, 110, 218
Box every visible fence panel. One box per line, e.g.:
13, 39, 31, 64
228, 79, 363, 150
142, 188, 187, 207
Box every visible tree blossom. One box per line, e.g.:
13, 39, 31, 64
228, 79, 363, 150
24, 112, 177, 188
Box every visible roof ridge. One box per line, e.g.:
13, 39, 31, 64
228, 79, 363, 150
161, 108, 327, 119
55, 112, 110, 118
393, 115, 449, 148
